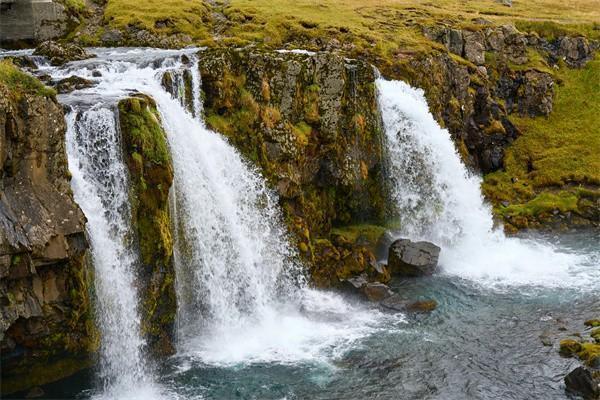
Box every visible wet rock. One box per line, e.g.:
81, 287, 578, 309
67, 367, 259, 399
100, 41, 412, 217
585, 319, 600, 328
33, 41, 93, 66
560, 339, 582, 356
564, 367, 600, 400
25, 386, 45, 398
388, 239, 440, 277
363, 282, 394, 302
380, 295, 438, 313
0, 70, 96, 394
406, 299, 438, 313
342, 273, 369, 291
55, 76, 95, 94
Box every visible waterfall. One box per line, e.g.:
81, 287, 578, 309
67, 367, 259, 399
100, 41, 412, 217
376, 78, 597, 289
65, 107, 160, 398
31, 48, 387, 378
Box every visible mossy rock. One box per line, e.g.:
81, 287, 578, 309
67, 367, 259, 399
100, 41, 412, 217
585, 319, 600, 328
118, 94, 177, 357
560, 339, 583, 357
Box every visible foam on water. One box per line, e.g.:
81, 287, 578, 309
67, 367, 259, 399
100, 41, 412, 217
376, 78, 600, 290
40, 49, 398, 381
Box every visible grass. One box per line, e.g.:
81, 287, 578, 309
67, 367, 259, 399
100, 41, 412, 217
482, 55, 600, 222
0, 60, 56, 99
104, 0, 212, 39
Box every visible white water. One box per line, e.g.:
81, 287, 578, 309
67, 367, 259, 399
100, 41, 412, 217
376, 79, 599, 290
65, 107, 165, 399
36, 48, 394, 386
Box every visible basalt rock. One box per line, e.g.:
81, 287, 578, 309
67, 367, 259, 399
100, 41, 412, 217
496, 69, 554, 116
564, 367, 600, 400
33, 41, 93, 66
388, 239, 440, 277
553, 36, 593, 68
0, 74, 97, 394
118, 95, 177, 357
55, 76, 95, 94
198, 48, 388, 286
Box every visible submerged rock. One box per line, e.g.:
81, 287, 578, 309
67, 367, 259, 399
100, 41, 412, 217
564, 367, 600, 400
380, 294, 438, 313
388, 239, 441, 277
363, 282, 394, 302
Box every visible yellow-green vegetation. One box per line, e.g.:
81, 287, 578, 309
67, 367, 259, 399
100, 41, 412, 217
119, 97, 171, 165
0, 60, 56, 99
58, 0, 86, 14
483, 56, 600, 229
331, 224, 388, 248
104, 0, 211, 39
118, 96, 176, 356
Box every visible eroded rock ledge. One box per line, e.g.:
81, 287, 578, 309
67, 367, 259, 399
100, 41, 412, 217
0, 80, 97, 394
198, 48, 389, 286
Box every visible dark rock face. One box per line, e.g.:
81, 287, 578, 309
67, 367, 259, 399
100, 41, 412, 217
553, 36, 593, 68
388, 239, 440, 277
397, 51, 519, 173
198, 48, 388, 287
33, 41, 93, 66
0, 83, 97, 394
118, 95, 177, 357
564, 367, 600, 400
496, 69, 554, 116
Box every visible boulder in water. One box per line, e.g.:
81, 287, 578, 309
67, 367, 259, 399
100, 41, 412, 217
560, 339, 582, 357
363, 282, 394, 302
380, 294, 438, 313
388, 239, 440, 277
55, 76, 95, 94
33, 41, 93, 66
564, 367, 600, 400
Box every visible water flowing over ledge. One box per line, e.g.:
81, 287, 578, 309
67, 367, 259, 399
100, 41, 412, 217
376, 78, 599, 290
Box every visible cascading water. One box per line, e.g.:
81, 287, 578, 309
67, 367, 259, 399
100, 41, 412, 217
29, 48, 389, 394
3, 47, 599, 400
65, 106, 158, 399
376, 78, 599, 289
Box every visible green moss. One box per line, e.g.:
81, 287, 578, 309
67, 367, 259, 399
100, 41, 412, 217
118, 97, 171, 165
499, 191, 578, 218
585, 319, 600, 328
118, 95, 176, 356
331, 224, 388, 249
483, 56, 600, 228
104, 0, 211, 40
0, 60, 56, 100
578, 342, 600, 367
559, 339, 582, 356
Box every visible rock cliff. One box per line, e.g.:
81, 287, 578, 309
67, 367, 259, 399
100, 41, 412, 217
0, 62, 97, 394
198, 48, 390, 286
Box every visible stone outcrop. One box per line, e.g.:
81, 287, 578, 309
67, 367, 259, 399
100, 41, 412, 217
33, 40, 93, 66
0, 72, 97, 394
387, 239, 440, 277
496, 69, 554, 116
198, 48, 389, 286
0, 0, 79, 47
117, 95, 177, 357
564, 367, 599, 400
392, 51, 520, 173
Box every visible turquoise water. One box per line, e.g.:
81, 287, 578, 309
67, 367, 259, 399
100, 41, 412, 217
31, 232, 598, 400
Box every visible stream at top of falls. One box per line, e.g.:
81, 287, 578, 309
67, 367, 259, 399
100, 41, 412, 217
2, 48, 598, 400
